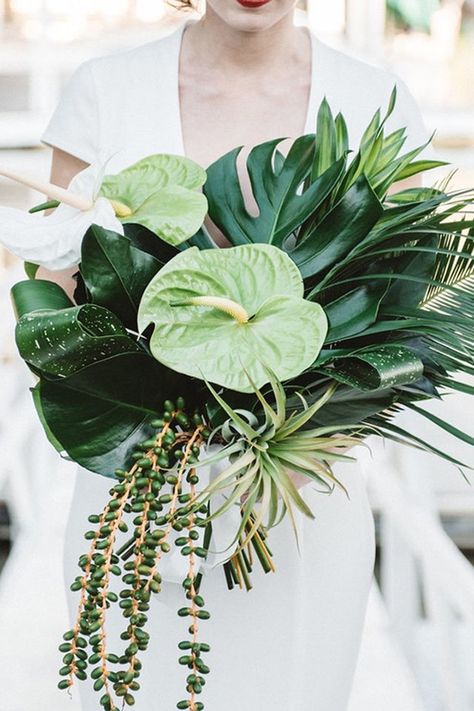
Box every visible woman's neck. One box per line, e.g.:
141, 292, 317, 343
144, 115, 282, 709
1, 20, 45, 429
183, 8, 303, 74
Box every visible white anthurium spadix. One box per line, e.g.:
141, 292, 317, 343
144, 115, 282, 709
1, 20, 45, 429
0, 153, 208, 271
0, 163, 123, 271
138, 243, 329, 392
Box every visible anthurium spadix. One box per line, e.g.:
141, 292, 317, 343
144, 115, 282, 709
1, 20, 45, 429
0, 163, 123, 270
137, 244, 328, 391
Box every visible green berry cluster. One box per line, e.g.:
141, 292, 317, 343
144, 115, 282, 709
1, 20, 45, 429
175, 425, 211, 711
59, 398, 212, 710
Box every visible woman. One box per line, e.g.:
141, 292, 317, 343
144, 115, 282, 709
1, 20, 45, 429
39, 2, 431, 709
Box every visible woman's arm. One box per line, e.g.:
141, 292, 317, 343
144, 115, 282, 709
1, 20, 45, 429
35, 147, 89, 299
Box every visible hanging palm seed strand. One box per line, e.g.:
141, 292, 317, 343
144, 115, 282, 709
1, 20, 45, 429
59, 459, 140, 705
114, 418, 178, 705
58, 398, 209, 711
176, 425, 211, 711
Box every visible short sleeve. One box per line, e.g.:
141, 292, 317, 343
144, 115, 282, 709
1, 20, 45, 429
41, 60, 99, 164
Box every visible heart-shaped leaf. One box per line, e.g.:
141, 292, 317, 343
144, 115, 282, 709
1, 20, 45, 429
99, 154, 208, 245
138, 244, 328, 392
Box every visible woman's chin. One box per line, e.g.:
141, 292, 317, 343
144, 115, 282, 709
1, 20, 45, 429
205, 0, 296, 33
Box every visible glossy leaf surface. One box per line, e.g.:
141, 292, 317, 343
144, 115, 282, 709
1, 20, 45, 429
80, 225, 160, 328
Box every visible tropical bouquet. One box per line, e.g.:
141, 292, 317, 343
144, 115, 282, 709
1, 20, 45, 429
1, 89, 473, 711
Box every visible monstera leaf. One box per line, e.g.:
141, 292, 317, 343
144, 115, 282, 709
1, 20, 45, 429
203, 136, 346, 247
99, 154, 208, 245
138, 244, 328, 392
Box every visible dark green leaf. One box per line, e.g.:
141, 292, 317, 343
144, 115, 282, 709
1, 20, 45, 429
324, 282, 388, 343
382, 236, 438, 309
290, 176, 383, 280
81, 225, 160, 328
33, 352, 201, 475
304, 384, 399, 425
10, 279, 73, 319
31, 385, 64, 453
327, 345, 424, 390
123, 223, 180, 264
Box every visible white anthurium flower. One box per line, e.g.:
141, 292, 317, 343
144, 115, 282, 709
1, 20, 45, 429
0, 162, 124, 271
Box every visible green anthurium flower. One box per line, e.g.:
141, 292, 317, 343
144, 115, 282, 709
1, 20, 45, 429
137, 244, 328, 392
99, 154, 208, 245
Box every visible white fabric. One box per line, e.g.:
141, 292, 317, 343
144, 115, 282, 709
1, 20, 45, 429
68, 458, 375, 711
42, 23, 434, 169
44, 21, 433, 711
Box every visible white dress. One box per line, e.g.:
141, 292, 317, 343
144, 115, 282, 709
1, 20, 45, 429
42, 21, 432, 711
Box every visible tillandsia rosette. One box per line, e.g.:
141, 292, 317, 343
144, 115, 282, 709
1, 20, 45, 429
2, 87, 474, 710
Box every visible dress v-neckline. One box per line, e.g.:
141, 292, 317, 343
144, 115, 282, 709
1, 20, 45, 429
171, 21, 319, 160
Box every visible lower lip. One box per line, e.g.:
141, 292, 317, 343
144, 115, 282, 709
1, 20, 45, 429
236, 0, 272, 7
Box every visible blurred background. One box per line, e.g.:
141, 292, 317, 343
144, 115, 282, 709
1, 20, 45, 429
0, 2, 473, 710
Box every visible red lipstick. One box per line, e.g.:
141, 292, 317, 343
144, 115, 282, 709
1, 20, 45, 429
236, 0, 272, 7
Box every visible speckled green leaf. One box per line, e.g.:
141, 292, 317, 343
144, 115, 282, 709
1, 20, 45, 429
327, 345, 424, 390
99, 154, 208, 245
16, 304, 140, 377
138, 244, 328, 392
